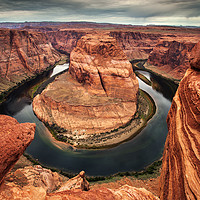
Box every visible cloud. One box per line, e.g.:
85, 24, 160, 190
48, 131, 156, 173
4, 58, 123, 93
0, 0, 199, 25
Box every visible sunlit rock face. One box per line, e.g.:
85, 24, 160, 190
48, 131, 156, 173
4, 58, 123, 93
159, 41, 200, 200
0, 29, 61, 95
46, 185, 159, 200
0, 115, 35, 185
33, 33, 139, 135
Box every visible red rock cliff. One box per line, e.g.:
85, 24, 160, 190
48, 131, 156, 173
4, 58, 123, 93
0, 29, 61, 95
110, 31, 162, 60
159, 41, 200, 199
0, 115, 35, 185
33, 33, 139, 143
46, 30, 86, 54
146, 38, 199, 81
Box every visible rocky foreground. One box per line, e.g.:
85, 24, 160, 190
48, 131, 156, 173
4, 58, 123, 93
0, 115, 35, 185
33, 33, 139, 147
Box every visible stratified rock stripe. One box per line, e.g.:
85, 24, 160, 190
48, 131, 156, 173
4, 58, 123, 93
159, 68, 200, 200
0, 29, 61, 94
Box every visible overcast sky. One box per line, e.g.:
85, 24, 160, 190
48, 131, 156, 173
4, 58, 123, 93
0, 0, 200, 26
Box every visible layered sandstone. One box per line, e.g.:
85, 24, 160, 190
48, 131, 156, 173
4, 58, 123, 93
0, 29, 61, 96
1, 166, 159, 200
0, 165, 65, 200
145, 38, 199, 81
110, 31, 162, 60
47, 185, 159, 200
46, 30, 86, 54
57, 171, 89, 192
159, 41, 200, 199
33, 33, 139, 146
0, 115, 35, 185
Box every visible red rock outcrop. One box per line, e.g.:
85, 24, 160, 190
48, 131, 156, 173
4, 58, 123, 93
57, 171, 89, 192
0, 29, 61, 95
1, 167, 159, 200
0, 165, 65, 200
47, 185, 159, 200
0, 115, 35, 185
159, 41, 200, 199
33, 33, 139, 146
146, 38, 199, 81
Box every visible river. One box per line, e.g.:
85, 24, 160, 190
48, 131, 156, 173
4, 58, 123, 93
0, 63, 177, 176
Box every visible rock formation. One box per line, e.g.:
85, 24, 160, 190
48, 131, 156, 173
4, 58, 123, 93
33, 33, 139, 145
0, 165, 65, 199
159, 41, 200, 200
46, 185, 159, 200
146, 38, 199, 81
57, 171, 89, 192
110, 31, 162, 60
0, 29, 61, 96
1, 166, 159, 200
46, 30, 86, 54
0, 115, 35, 185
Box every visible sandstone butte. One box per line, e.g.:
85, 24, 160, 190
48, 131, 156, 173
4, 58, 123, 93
159, 41, 200, 200
0, 115, 35, 185
0, 29, 61, 96
32, 33, 139, 138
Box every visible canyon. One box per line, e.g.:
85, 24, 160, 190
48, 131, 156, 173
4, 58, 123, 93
0, 25, 200, 101
0, 40, 200, 199
23, 24, 200, 81
0, 23, 199, 199
32, 33, 140, 148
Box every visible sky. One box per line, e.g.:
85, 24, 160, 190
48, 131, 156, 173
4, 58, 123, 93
0, 0, 200, 26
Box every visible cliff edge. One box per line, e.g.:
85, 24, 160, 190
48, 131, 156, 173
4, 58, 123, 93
159, 41, 200, 199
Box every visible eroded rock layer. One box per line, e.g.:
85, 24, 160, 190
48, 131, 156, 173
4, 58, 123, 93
1, 166, 159, 200
0, 29, 61, 95
159, 42, 200, 199
46, 185, 159, 200
145, 38, 199, 81
110, 31, 162, 60
33, 33, 138, 137
0, 115, 35, 185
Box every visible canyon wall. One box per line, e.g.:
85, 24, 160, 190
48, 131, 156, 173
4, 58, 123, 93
33, 33, 139, 142
46, 30, 86, 54
0, 29, 61, 96
159, 41, 200, 200
110, 31, 162, 60
43, 27, 200, 81
146, 38, 199, 81
45, 29, 163, 60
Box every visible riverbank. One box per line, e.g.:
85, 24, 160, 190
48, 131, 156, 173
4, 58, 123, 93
14, 153, 161, 181
131, 60, 180, 85
45, 88, 156, 149
0, 54, 69, 104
